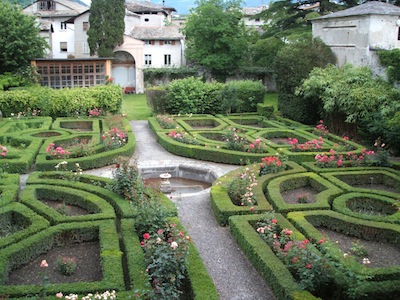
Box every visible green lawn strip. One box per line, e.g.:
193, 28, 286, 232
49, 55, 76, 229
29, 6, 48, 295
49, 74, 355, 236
122, 94, 152, 120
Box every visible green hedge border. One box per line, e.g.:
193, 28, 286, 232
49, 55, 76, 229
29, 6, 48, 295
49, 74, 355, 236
35, 118, 135, 171
331, 192, 400, 224
229, 213, 317, 300
0, 202, 50, 250
19, 185, 116, 225
0, 220, 125, 297
320, 170, 400, 198
210, 161, 307, 226
265, 172, 343, 213
286, 210, 400, 298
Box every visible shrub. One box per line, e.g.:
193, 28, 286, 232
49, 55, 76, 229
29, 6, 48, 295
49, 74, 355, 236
55, 256, 77, 276
137, 223, 190, 299
219, 80, 265, 113
146, 86, 168, 114
259, 156, 284, 176
228, 167, 258, 207
256, 212, 332, 292
0, 85, 122, 118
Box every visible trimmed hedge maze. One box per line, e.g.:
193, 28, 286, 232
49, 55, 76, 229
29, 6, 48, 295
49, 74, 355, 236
0, 116, 135, 173
151, 113, 400, 299
149, 114, 366, 165
0, 173, 217, 299
212, 162, 400, 299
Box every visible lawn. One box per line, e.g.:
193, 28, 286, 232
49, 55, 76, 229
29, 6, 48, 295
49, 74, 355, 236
264, 92, 278, 112
122, 92, 278, 120
122, 93, 152, 120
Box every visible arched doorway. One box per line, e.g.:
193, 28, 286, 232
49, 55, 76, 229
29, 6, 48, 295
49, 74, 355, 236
112, 51, 136, 93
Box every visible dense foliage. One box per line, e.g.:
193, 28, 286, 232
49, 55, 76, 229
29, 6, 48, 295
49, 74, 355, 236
274, 37, 336, 124
0, 85, 123, 117
165, 77, 223, 114
297, 64, 400, 154
183, 0, 248, 80
0, 2, 47, 74
377, 48, 400, 84
143, 67, 199, 86
157, 77, 265, 115
87, 0, 125, 57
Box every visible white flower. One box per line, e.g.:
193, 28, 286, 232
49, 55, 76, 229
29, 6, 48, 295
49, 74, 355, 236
170, 241, 178, 249
362, 258, 371, 264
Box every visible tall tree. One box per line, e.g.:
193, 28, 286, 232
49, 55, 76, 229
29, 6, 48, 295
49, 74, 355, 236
183, 0, 248, 81
258, 0, 360, 39
87, 0, 125, 57
0, 1, 47, 73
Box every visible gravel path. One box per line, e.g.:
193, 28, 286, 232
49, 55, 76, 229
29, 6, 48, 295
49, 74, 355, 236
84, 120, 276, 299
130, 121, 275, 300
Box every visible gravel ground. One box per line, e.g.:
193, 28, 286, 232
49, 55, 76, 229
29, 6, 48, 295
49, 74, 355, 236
84, 120, 276, 299
129, 120, 276, 300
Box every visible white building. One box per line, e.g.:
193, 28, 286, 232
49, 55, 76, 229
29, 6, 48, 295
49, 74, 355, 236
242, 5, 268, 28
312, 1, 400, 76
24, 0, 184, 93
23, 0, 88, 59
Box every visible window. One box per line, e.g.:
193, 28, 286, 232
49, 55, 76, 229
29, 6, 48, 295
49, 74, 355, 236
145, 40, 155, 45
145, 54, 152, 65
144, 18, 149, 22
83, 42, 90, 54
38, 1, 55, 10
60, 42, 68, 52
83, 22, 89, 31
60, 22, 67, 30
36, 61, 106, 88
398, 27, 400, 41
164, 54, 171, 66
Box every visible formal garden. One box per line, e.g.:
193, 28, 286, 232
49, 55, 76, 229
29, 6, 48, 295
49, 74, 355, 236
0, 79, 399, 300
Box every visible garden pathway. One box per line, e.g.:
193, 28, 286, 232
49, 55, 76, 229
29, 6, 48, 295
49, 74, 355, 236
85, 120, 276, 300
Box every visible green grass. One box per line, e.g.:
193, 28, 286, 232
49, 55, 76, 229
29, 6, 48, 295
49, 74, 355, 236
264, 92, 278, 112
122, 92, 278, 120
122, 94, 152, 120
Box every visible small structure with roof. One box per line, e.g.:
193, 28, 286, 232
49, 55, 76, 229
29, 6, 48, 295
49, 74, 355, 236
311, 1, 400, 76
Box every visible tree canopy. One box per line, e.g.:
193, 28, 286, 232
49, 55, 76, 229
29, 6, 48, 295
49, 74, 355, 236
87, 0, 125, 57
296, 64, 399, 135
0, 1, 47, 74
183, 0, 249, 80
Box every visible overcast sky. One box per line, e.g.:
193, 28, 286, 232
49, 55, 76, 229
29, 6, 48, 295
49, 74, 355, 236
81, 0, 269, 15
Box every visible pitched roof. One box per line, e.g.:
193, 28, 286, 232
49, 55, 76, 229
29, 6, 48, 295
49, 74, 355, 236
313, 1, 400, 20
24, 0, 88, 18
242, 6, 268, 16
128, 26, 183, 40
125, 1, 176, 14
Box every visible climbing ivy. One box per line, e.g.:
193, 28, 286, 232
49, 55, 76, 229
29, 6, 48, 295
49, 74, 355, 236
377, 49, 400, 84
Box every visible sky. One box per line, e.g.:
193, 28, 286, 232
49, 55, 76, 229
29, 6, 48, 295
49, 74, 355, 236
81, 0, 269, 15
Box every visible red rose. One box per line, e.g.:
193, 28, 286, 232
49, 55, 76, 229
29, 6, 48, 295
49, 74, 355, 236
143, 233, 150, 240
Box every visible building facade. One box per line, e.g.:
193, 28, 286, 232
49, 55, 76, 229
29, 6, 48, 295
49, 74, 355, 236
312, 1, 400, 76
24, 0, 184, 93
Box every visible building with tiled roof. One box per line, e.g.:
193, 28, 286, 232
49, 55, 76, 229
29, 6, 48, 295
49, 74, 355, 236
25, 1, 184, 93
312, 1, 400, 76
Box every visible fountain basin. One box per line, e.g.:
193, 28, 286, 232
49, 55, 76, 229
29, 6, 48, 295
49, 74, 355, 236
139, 163, 217, 195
